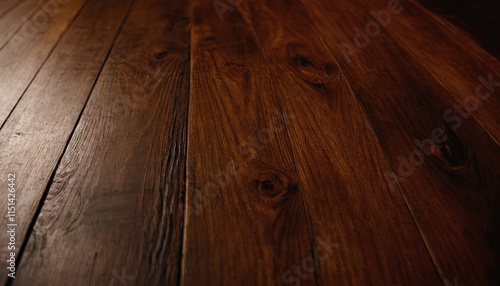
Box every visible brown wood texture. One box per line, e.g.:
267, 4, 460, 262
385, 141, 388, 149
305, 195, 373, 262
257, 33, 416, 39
304, 0, 500, 284
184, 1, 314, 284
184, 0, 440, 285
417, 0, 500, 57
0, 0, 52, 48
0, 0, 132, 283
0, 0, 499, 285
14, 0, 190, 284
0, 0, 26, 16
0, 0, 86, 127
371, 0, 500, 144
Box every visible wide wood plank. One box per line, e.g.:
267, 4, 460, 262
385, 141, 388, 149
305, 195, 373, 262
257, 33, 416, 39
0, 0, 86, 127
183, 1, 314, 285
305, 0, 500, 284
15, 0, 189, 284
183, 0, 440, 285
0, 0, 131, 282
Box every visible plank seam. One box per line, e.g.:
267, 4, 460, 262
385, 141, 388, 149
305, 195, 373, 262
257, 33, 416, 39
296, 0, 445, 282
0, 0, 29, 18
4, 1, 136, 284
178, 13, 193, 285
244, 3, 321, 285
0, 0, 90, 131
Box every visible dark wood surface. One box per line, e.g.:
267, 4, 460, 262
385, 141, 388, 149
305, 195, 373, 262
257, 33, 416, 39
307, 0, 500, 284
0, 0, 498, 285
418, 0, 500, 57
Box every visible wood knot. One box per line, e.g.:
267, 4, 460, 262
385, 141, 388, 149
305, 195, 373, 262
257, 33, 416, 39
416, 123, 481, 186
147, 42, 185, 62
253, 170, 297, 208
295, 55, 313, 67
285, 43, 338, 88
155, 51, 168, 59
426, 127, 468, 174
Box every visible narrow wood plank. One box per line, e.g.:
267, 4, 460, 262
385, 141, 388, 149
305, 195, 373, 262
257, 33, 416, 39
0, 0, 132, 282
304, 0, 500, 284
361, 0, 500, 144
15, 0, 189, 284
183, 1, 314, 285
183, 0, 440, 285
0, 0, 86, 127
0, 0, 51, 48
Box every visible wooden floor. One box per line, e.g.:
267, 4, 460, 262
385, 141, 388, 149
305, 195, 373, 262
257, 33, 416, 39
0, 0, 499, 285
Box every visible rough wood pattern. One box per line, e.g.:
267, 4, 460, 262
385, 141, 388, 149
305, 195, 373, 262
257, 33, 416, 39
305, 0, 500, 284
0, 0, 86, 127
0, 0, 132, 282
0, 0, 498, 285
184, 0, 313, 284
14, 0, 190, 284
182, 0, 440, 285
374, 0, 500, 144
247, 0, 441, 284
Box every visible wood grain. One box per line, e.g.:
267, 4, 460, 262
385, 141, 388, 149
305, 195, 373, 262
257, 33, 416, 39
184, 1, 314, 284
183, 0, 440, 285
0, 0, 51, 49
304, 0, 500, 284
0, 0, 86, 127
0, 0, 498, 284
364, 0, 500, 144
15, 0, 190, 284
418, 0, 500, 57
0, 0, 131, 283
246, 0, 442, 285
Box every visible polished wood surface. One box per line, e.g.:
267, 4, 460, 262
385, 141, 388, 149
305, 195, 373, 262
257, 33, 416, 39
0, 0, 498, 285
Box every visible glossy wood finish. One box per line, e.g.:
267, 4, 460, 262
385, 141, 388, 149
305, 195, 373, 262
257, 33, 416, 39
0, 0, 498, 285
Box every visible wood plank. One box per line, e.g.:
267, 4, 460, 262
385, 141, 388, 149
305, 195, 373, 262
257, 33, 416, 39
0, 0, 132, 283
418, 0, 500, 56
362, 0, 500, 144
183, 1, 314, 285
246, 0, 442, 285
0, 0, 86, 127
303, 0, 500, 284
14, 0, 189, 284
0, 0, 26, 17
183, 0, 440, 285
0, 0, 51, 49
